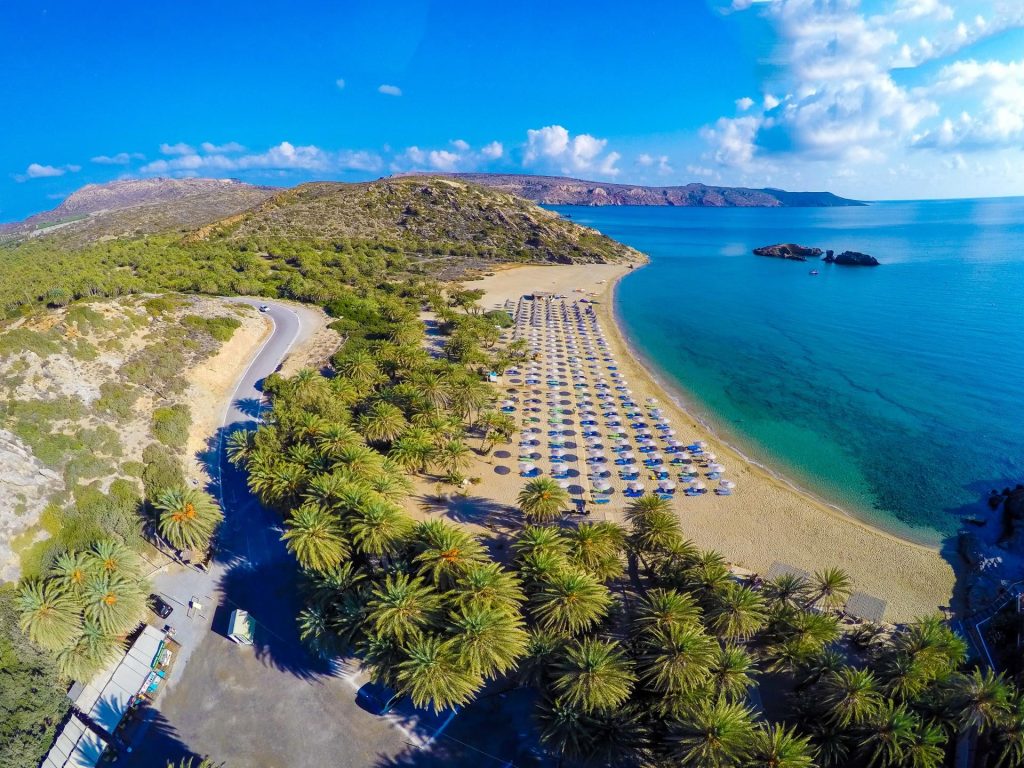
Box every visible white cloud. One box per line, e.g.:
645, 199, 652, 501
139, 141, 383, 176
378, 84, 402, 96
200, 141, 245, 154
91, 152, 144, 165
450, 139, 470, 152
480, 141, 503, 160
159, 142, 196, 156
736, 96, 755, 111
523, 125, 620, 177
637, 153, 673, 175
637, 153, 654, 166
335, 78, 346, 89
14, 162, 81, 181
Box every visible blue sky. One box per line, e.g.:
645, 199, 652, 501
3, 0, 1023, 221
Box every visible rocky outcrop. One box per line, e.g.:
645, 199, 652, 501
752, 243, 824, 261
999, 486, 1024, 550
826, 250, 880, 266
0, 430, 62, 581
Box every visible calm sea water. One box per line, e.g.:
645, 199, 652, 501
552, 200, 1024, 545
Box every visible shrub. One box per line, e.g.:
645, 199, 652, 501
142, 442, 185, 500
96, 382, 140, 420
152, 403, 192, 449
183, 314, 242, 342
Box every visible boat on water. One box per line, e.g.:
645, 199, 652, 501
809, 269, 819, 276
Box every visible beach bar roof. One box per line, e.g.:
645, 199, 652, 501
39, 714, 106, 768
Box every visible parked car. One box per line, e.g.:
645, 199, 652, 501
147, 593, 173, 618
148, 594, 173, 619
355, 681, 403, 715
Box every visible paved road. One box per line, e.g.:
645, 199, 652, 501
118, 300, 411, 768
119, 300, 539, 768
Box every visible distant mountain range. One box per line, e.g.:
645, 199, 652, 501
438, 173, 864, 207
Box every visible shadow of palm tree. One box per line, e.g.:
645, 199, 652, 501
108, 704, 202, 767
232, 396, 265, 420
416, 494, 519, 529
215, 557, 336, 681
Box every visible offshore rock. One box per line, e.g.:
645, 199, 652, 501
827, 250, 880, 266
752, 243, 823, 261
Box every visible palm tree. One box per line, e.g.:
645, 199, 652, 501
281, 503, 348, 573
553, 638, 636, 714
81, 571, 147, 636
50, 551, 95, 598
388, 431, 436, 474
762, 572, 810, 610
436, 438, 473, 481
532, 568, 612, 636
806, 567, 853, 611
225, 428, 256, 466
857, 700, 918, 768
348, 501, 412, 558
366, 572, 440, 643
396, 635, 483, 713
366, 470, 413, 503
357, 401, 408, 445
448, 377, 491, 421
624, 493, 672, 526
630, 510, 683, 559
450, 562, 525, 613
708, 645, 756, 703
55, 621, 122, 680
634, 588, 702, 636
746, 723, 816, 768
87, 538, 140, 575
706, 582, 768, 641
518, 629, 563, 688
682, 558, 735, 604
314, 423, 364, 459
154, 487, 224, 552
586, 704, 651, 768
517, 478, 570, 523
413, 519, 487, 588
448, 604, 528, 679
17, 579, 83, 651
821, 667, 882, 727
536, 697, 595, 760
567, 521, 625, 581
331, 444, 385, 484
410, 370, 452, 411
668, 698, 755, 768
953, 668, 1012, 735
336, 349, 381, 387
903, 720, 946, 768
876, 652, 930, 702
514, 525, 570, 562
639, 624, 716, 695
993, 692, 1024, 768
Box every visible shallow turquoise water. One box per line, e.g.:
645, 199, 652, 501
552, 200, 1024, 545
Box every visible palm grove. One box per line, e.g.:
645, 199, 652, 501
225, 285, 1023, 768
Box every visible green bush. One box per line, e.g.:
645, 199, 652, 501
95, 382, 140, 420
142, 442, 185, 500
152, 403, 192, 448
183, 314, 242, 342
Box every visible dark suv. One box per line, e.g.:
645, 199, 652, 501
148, 594, 174, 619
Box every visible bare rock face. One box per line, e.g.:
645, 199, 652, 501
0, 429, 61, 581
752, 243, 824, 261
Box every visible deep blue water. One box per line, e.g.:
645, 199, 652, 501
552, 200, 1024, 545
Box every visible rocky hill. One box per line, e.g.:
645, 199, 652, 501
196, 176, 644, 271
0, 178, 277, 247
439, 173, 864, 207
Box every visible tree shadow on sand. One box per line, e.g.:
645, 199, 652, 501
417, 493, 520, 529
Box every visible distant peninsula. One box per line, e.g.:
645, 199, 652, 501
429, 173, 865, 208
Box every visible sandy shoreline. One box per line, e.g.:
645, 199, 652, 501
467, 262, 956, 622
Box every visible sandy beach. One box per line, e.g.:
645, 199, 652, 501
460, 262, 956, 622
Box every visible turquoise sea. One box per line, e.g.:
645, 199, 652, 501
552, 199, 1024, 546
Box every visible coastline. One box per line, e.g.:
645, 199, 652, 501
469, 262, 957, 621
